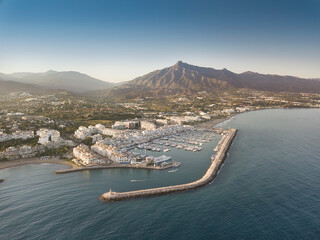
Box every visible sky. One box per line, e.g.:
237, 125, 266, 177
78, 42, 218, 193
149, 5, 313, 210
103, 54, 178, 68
0, 0, 319, 82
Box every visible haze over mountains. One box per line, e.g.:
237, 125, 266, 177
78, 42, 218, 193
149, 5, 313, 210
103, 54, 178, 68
0, 70, 114, 93
0, 79, 53, 95
1, 61, 320, 96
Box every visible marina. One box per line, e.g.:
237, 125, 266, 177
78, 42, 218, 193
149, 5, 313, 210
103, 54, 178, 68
100, 128, 237, 201
137, 128, 216, 153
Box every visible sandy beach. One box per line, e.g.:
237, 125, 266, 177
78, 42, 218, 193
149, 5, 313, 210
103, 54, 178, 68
196, 113, 240, 129
0, 157, 78, 170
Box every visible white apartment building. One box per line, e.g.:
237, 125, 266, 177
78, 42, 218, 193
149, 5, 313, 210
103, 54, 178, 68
73, 144, 102, 165
36, 129, 61, 145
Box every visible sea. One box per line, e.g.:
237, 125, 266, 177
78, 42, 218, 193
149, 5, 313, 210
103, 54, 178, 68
1, 109, 320, 240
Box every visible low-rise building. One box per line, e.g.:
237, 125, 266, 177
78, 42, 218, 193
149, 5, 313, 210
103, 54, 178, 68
167, 116, 202, 125
0, 145, 45, 160
73, 144, 103, 165
74, 125, 100, 139
0, 130, 34, 142
112, 120, 140, 129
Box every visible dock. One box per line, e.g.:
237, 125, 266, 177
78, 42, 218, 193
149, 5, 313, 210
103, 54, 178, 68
100, 128, 237, 202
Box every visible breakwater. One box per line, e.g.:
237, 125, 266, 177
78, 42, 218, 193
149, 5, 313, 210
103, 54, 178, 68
100, 128, 237, 202
55, 162, 178, 174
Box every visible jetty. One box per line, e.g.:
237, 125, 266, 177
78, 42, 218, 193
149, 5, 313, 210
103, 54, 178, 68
54, 161, 178, 174
100, 128, 237, 202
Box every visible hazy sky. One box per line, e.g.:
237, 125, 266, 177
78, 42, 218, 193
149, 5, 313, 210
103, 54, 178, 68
0, 0, 319, 82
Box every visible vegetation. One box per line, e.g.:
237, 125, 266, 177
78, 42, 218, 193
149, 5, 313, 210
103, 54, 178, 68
81, 137, 93, 146
0, 137, 39, 151
37, 145, 72, 158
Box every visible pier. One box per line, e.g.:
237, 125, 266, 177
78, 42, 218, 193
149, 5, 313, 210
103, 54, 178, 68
100, 128, 237, 202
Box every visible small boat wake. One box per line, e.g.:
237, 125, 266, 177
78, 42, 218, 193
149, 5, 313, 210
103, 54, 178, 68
130, 179, 147, 183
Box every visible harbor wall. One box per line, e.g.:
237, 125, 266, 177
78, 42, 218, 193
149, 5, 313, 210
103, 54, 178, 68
55, 163, 173, 174
100, 128, 237, 202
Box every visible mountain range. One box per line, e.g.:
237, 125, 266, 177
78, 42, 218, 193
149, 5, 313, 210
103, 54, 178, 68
1, 61, 320, 96
0, 79, 56, 95
104, 61, 320, 97
0, 70, 114, 93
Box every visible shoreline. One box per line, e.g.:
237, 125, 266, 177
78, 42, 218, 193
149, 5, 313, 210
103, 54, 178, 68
196, 115, 236, 129
100, 128, 237, 202
0, 108, 315, 173
0, 157, 78, 171
0, 114, 238, 174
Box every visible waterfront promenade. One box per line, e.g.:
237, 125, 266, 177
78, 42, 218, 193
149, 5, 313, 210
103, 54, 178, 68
100, 128, 237, 202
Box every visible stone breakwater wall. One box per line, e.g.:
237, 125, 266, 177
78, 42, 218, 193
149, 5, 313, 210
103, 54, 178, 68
55, 163, 173, 174
100, 128, 237, 202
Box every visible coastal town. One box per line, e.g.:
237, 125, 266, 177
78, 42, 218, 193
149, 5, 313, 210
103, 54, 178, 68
0, 114, 219, 170
2, 1, 320, 239
1, 88, 320, 169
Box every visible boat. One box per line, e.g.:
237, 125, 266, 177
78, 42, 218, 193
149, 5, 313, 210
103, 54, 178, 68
154, 155, 172, 164
172, 161, 181, 167
131, 179, 146, 183
168, 169, 178, 173
163, 148, 170, 152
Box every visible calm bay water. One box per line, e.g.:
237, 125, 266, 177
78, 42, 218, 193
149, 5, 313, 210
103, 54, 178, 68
1, 109, 320, 239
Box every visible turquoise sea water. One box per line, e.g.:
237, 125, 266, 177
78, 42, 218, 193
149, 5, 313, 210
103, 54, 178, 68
1, 109, 320, 239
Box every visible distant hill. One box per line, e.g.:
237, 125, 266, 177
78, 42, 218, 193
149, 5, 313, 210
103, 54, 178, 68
0, 70, 114, 93
0, 79, 55, 95
104, 61, 320, 97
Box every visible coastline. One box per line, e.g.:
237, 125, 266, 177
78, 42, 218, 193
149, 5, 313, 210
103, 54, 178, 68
196, 112, 240, 129
0, 114, 238, 175
0, 157, 78, 171
0, 113, 239, 174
